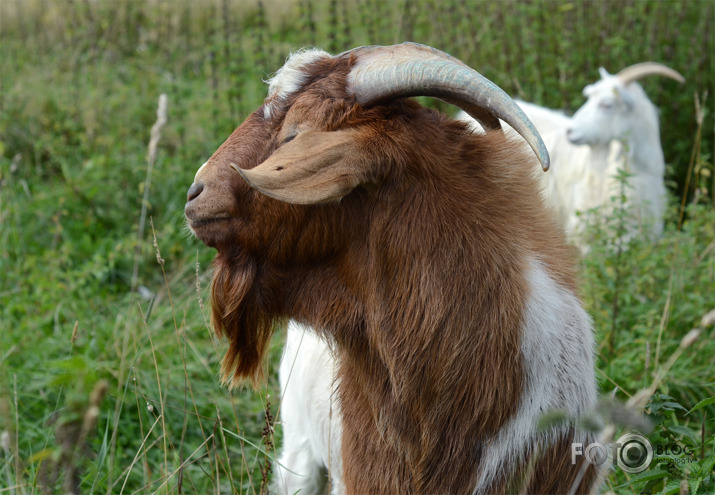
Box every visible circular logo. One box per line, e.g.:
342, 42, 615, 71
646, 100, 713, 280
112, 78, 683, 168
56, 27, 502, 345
616, 433, 653, 473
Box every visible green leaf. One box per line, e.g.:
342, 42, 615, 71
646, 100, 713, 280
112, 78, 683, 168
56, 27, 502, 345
643, 477, 665, 493
690, 476, 702, 495
665, 424, 701, 446
616, 469, 669, 488
699, 456, 715, 479
649, 394, 690, 414
688, 396, 715, 415
661, 479, 685, 495
662, 401, 690, 413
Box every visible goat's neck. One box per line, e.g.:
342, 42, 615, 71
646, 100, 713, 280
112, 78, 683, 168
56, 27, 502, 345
622, 103, 665, 176
334, 239, 528, 492
323, 140, 577, 492
282, 130, 581, 493
587, 142, 614, 165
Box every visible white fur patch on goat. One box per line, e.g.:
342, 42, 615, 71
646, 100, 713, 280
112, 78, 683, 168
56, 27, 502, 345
274, 321, 344, 495
194, 160, 208, 181
263, 49, 332, 119
472, 258, 596, 492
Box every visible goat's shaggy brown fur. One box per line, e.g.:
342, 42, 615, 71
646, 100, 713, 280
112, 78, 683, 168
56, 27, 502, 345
187, 50, 598, 493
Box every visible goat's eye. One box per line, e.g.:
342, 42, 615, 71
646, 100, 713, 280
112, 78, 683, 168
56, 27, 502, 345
598, 101, 613, 110
282, 133, 297, 145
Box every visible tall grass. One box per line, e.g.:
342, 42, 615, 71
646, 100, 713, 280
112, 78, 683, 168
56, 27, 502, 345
0, 0, 713, 493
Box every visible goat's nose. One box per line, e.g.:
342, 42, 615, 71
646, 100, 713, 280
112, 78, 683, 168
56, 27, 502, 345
187, 182, 204, 202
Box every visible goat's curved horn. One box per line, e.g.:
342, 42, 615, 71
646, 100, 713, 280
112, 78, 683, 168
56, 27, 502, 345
616, 62, 685, 86
344, 42, 550, 171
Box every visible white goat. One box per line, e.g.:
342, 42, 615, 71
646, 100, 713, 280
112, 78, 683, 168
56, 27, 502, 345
460, 63, 684, 247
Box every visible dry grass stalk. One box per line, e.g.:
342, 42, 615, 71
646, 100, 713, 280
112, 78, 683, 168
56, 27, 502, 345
131, 93, 168, 291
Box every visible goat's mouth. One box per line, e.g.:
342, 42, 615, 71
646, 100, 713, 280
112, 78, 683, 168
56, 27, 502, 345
188, 216, 231, 229
566, 128, 588, 146
185, 210, 235, 248
184, 199, 232, 228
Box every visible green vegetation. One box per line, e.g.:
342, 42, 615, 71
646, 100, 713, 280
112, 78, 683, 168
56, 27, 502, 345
0, 0, 712, 493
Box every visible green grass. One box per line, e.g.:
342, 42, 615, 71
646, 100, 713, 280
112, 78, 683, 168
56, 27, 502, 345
0, 0, 713, 493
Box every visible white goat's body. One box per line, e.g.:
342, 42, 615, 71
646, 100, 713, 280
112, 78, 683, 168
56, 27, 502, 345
523, 111, 667, 245
545, 136, 666, 244
278, 259, 597, 493
459, 72, 673, 248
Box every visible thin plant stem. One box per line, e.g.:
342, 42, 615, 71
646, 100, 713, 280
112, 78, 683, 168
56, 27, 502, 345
119, 414, 163, 495
138, 302, 169, 493
131, 94, 168, 292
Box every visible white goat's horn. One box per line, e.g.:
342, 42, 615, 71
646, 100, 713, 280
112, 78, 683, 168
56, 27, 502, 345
616, 62, 685, 86
343, 42, 550, 172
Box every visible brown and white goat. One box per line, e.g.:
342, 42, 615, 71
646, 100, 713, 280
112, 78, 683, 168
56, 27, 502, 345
185, 42, 599, 494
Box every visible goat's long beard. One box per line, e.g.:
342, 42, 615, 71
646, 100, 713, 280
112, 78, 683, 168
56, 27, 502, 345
211, 250, 274, 387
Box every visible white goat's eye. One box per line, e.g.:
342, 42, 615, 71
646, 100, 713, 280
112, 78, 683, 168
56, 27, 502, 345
598, 101, 613, 110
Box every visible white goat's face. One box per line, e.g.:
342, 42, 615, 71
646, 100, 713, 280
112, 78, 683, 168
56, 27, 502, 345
567, 71, 635, 146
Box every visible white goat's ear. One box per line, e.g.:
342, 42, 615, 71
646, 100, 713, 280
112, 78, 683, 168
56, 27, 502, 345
235, 129, 365, 204
598, 67, 611, 80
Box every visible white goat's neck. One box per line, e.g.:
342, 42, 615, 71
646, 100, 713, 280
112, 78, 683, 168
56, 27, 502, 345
620, 93, 665, 176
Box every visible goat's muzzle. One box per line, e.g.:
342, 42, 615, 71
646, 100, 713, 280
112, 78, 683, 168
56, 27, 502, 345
184, 180, 236, 248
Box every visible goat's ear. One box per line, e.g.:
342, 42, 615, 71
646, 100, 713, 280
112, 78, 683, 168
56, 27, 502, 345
235, 129, 365, 204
